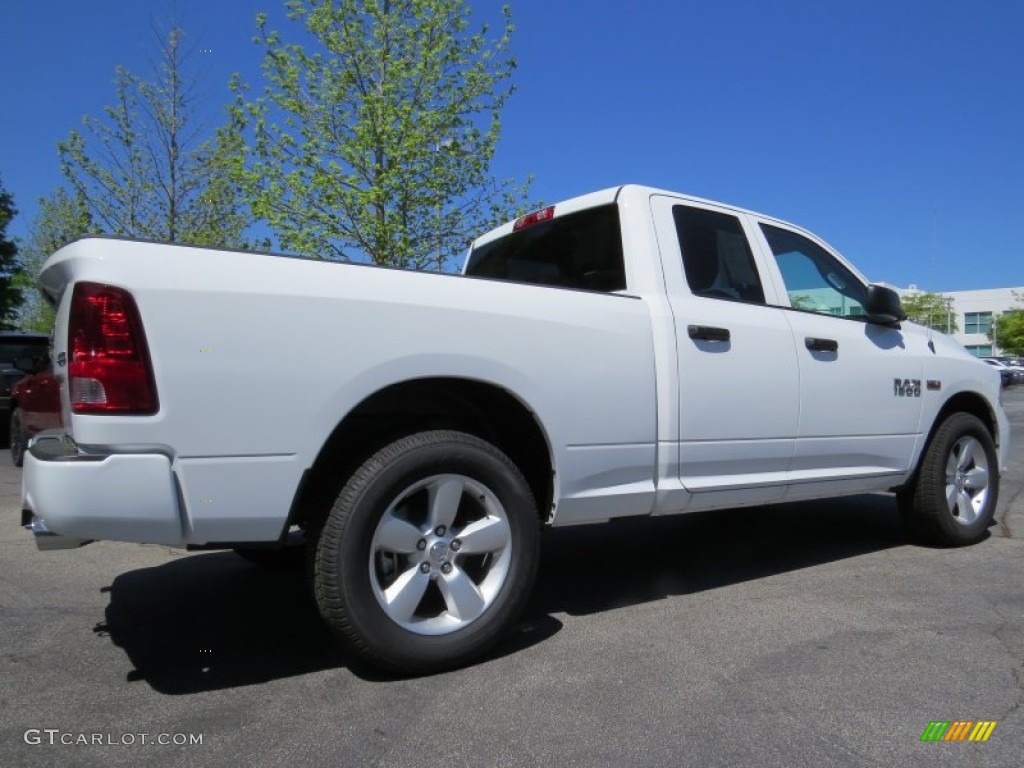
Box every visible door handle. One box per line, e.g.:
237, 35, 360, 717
805, 337, 838, 352
688, 325, 730, 342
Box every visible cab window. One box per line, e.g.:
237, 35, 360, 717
760, 224, 867, 318
465, 205, 626, 292
673, 205, 766, 303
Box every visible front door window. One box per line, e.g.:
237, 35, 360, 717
760, 224, 867, 318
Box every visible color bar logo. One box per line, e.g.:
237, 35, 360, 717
921, 720, 997, 742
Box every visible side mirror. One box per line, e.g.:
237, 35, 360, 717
864, 284, 906, 327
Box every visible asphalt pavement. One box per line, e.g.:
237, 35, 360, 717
1, 388, 1022, 767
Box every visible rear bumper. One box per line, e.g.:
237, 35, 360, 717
22, 432, 184, 550
20, 509, 92, 550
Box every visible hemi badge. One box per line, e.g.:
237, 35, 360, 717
926, 380, 941, 391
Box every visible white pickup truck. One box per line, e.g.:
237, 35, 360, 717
22, 185, 1009, 673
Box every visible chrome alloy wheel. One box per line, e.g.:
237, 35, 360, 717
369, 474, 512, 635
944, 436, 990, 525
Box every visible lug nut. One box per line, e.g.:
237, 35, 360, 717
450, 539, 462, 551
435, 525, 446, 536
416, 539, 427, 551
419, 562, 431, 573
441, 562, 453, 574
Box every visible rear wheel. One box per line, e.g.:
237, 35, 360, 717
899, 413, 998, 546
313, 430, 540, 674
10, 408, 26, 467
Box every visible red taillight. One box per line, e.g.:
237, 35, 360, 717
513, 206, 555, 231
68, 282, 158, 414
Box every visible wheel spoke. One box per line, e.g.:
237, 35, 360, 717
456, 516, 510, 555
964, 466, 989, 491
956, 439, 976, 471
945, 454, 959, 481
427, 477, 464, 530
381, 567, 430, 624
945, 482, 959, 513
437, 566, 486, 621
374, 512, 424, 554
955, 490, 977, 523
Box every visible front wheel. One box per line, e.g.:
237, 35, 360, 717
899, 413, 999, 546
313, 430, 540, 674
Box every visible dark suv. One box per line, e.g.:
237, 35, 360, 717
996, 357, 1024, 385
1, 331, 51, 449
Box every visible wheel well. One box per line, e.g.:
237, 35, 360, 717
897, 390, 999, 494
933, 391, 998, 443
289, 378, 554, 533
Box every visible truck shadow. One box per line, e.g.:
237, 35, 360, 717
94, 554, 343, 694
95, 552, 560, 693
530, 493, 914, 617
95, 494, 936, 693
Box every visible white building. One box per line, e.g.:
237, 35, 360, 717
896, 285, 1023, 357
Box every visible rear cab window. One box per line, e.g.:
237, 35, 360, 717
464, 204, 626, 292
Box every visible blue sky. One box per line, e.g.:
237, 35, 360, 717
2, 0, 1022, 291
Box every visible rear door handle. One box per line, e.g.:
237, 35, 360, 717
688, 325, 731, 342
805, 337, 838, 352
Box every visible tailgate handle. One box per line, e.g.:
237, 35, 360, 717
805, 337, 838, 352
688, 325, 730, 342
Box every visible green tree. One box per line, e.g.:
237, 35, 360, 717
989, 307, 1024, 356
12, 188, 93, 332
231, 0, 532, 268
901, 291, 958, 333
789, 294, 818, 311
0, 176, 24, 328
59, 25, 249, 247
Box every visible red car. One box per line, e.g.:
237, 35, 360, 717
9, 357, 62, 467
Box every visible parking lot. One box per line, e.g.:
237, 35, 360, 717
2, 387, 1022, 767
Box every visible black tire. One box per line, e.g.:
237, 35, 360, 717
899, 413, 999, 546
10, 408, 25, 467
313, 430, 540, 674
